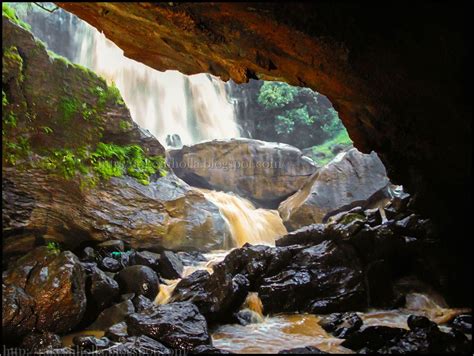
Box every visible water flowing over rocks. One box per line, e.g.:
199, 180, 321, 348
168, 138, 318, 207
279, 148, 390, 231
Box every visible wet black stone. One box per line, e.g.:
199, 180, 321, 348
88, 300, 135, 330
159, 250, 184, 279
72, 336, 111, 351
278, 346, 328, 354
407, 315, 437, 331
192, 345, 234, 354
21, 332, 62, 351
319, 312, 363, 338
129, 251, 161, 274
96, 240, 125, 254
177, 251, 208, 266
114, 265, 159, 299
99, 257, 122, 272
451, 314, 472, 334
105, 321, 129, 342
127, 301, 211, 350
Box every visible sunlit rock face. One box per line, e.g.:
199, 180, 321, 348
167, 138, 318, 207
57, 2, 471, 303
279, 148, 389, 231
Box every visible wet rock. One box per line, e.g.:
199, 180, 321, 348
276, 224, 328, 247
177, 251, 208, 266
192, 345, 234, 354
159, 250, 184, 279
170, 269, 250, 322
279, 149, 389, 230
96, 240, 125, 254
168, 138, 317, 207
129, 250, 161, 274
111, 335, 171, 354
278, 346, 328, 354
99, 257, 122, 273
451, 314, 472, 334
89, 266, 120, 310
88, 300, 135, 330
132, 294, 155, 312
81, 247, 99, 263
319, 312, 363, 338
259, 240, 365, 314
105, 322, 129, 342
72, 336, 111, 351
2, 247, 86, 341
342, 323, 471, 354
114, 265, 159, 299
127, 301, 211, 350
36, 347, 76, 354
234, 309, 263, 326
341, 325, 407, 351
21, 332, 62, 351
407, 315, 437, 331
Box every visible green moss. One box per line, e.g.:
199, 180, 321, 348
338, 212, 366, 225
47, 50, 71, 67
58, 97, 80, 123
3, 46, 24, 82
38, 142, 167, 186
4, 46, 23, 66
2, 3, 31, 31
308, 130, 353, 166
46, 241, 61, 255
119, 120, 131, 131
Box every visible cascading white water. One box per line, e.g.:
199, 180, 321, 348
15, 4, 241, 147
75, 18, 241, 147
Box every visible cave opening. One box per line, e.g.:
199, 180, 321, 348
2, 2, 472, 354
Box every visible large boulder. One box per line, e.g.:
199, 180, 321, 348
279, 148, 390, 230
258, 240, 366, 313
3, 170, 231, 253
2, 247, 86, 342
126, 301, 212, 351
168, 138, 318, 207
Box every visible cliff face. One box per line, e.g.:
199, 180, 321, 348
2, 16, 231, 256
55, 2, 471, 235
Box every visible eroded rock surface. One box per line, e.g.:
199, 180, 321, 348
279, 148, 389, 230
168, 138, 317, 207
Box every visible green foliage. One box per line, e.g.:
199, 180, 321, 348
254, 80, 348, 148
92, 83, 125, 108
58, 97, 80, 123
47, 50, 71, 67
321, 108, 343, 137
108, 82, 125, 105
2, 3, 31, 30
39, 142, 167, 186
4, 136, 30, 166
41, 126, 53, 134
119, 120, 132, 131
258, 82, 297, 109
308, 130, 353, 166
46, 241, 61, 254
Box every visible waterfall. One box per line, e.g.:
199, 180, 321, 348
13, 3, 241, 147
198, 189, 287, 247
